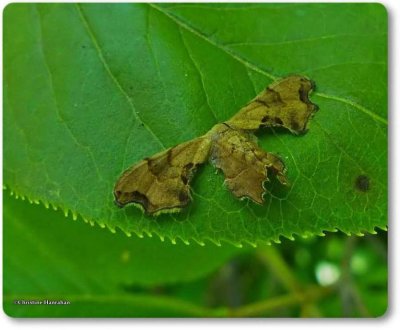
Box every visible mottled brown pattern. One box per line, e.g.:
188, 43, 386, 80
114, 137, 211, 214
226, 75, 318, 134
210, 125, 287, 203
114, 75, 317, 215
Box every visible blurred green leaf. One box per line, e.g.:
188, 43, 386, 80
3, 3, 387, 246
3, 194, 243, 316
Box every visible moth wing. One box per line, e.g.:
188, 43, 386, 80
114, 136, 211, 215
210, 126, 287, 204
226, 75, 318, 134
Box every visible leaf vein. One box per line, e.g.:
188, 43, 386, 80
178, 28, 219, 123
150, 3, 387, 126
36, 5, 105, 184
75, 3, 167, 173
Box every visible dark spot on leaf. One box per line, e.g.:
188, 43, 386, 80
274, 117, 283, 125
355, 175, 370, 192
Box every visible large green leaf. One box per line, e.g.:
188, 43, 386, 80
3, 194, 240, 316
3, 3, 387, 246
3, 194, 242, 289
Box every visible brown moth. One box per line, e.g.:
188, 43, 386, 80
114, 75, 318, 215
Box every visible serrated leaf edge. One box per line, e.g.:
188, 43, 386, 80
4, 185, 387, 248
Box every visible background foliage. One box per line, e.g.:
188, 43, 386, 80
4, 195, 387, 317
3, 3, 387, 317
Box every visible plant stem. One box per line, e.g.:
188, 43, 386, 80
229, 285, 333, 317
257, 245, 302, 293
257, 245, 324, 316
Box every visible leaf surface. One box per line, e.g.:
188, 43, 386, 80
3, 3, 387, 245
3, 194, 242, 293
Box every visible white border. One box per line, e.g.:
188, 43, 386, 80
0, 0, 397, 329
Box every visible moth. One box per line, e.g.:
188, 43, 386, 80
114, 75, 318, 215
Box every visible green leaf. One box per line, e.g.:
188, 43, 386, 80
3, 194, 242, 316
3, 194, 243, 292
4, 3, 387, 246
